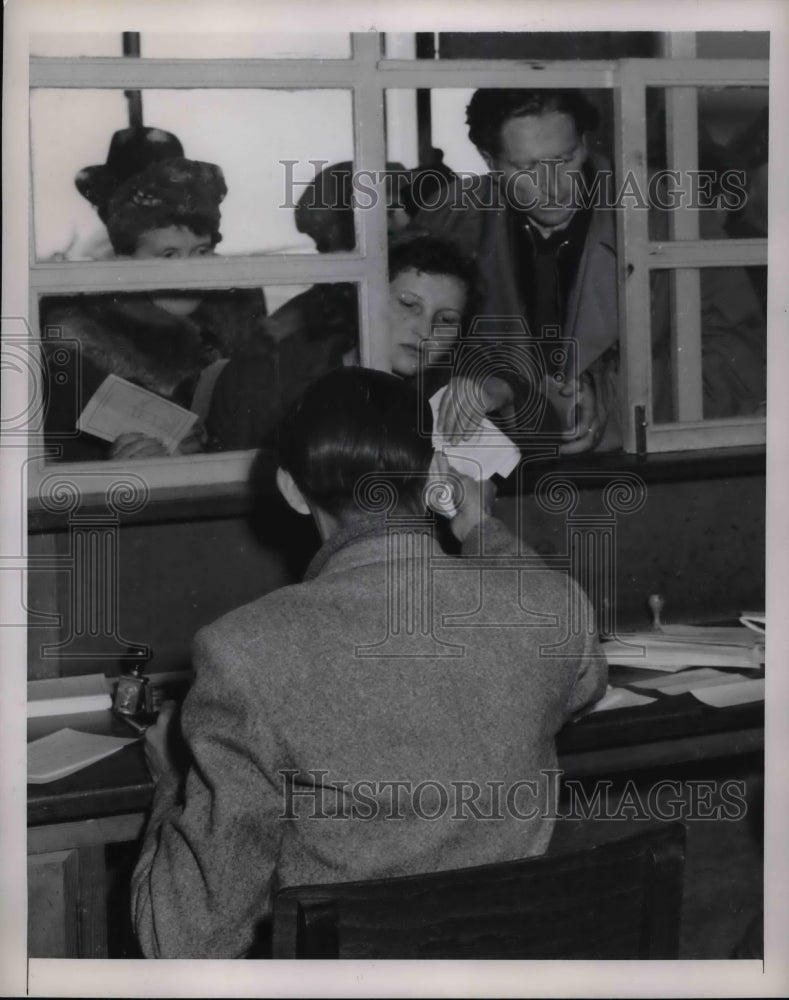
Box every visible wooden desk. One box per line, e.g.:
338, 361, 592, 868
27, 688, 764, 958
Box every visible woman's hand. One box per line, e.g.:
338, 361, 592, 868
427, 451, 498, 541
175, 421, 206, 455
437, 375, 515, 444
110, 433, 169, 460
109, 421, 206, 460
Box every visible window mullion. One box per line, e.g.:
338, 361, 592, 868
664, 42, 703, 423
376, 60, 616, 89
29, 56, 359, 89
28, 256, 374, 294
614, 61, 651, 454
351, 33, 389, 372
648, 239, 766, 268
666, 32, 703, 423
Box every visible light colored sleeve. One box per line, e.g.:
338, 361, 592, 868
462, 516, 608, 715
564, 583, 608, 716
131, 627, 285, 958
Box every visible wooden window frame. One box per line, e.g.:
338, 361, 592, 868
24, 35, 768, 506
615, 56, 768, 453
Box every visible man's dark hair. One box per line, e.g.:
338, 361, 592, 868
466, 89, 600, 158
278, 367, 434, 518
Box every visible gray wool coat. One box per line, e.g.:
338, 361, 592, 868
131, 514, 607, 958
413, 164, 619, 380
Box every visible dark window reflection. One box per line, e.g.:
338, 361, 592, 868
40, 288, 267, 462
650, 265, 766, 422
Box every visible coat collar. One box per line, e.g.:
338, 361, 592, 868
304, 512, 436, 581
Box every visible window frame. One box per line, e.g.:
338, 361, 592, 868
614, 56, 768, 453
25, 35, 768, 506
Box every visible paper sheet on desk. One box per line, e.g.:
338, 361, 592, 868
78, 374, 198, 454
577, 686, 657, 716
739, 612, 766, 636
647, 624, 761, 646
691, 678, 765, 708
27, 673, 112, 718
628, 667, 749, 696
27, 727, 138, 784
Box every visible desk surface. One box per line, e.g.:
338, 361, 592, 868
27, 675, 765, 828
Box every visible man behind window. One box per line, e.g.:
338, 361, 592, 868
132, 367, 607, 959
414, 89, 620, 454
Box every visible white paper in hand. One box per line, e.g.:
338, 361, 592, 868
429, 388, 521, 482
78, 374, 198, 454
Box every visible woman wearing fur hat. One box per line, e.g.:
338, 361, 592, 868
41, 129, 267, 461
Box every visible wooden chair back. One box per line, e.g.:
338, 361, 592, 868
271, 823, 686, 959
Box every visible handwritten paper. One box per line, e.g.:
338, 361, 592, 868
27, 728, 138, 784
78, 374, 198, 454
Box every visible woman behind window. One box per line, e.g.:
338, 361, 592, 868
206, 234, 476, 452
41, 128, 266, 462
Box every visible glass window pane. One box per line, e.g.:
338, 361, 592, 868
646, 86, 768, 240
31, 33, 128, 57
31, 32, 351, 59
650, 266, 766, 423
433, 32, 660, 59
31, 89, 354, 260
382, 34, 417, 58
696, 32, 769, 59
429, 88, 614, 176
39, 282, 361, 461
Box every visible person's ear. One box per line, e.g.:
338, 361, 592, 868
480, 149, 496, 171
276, 467, 312, 516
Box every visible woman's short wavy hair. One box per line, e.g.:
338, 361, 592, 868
388, 232, 479, 332
278, 366, 433, 518
388, 231, 476, 290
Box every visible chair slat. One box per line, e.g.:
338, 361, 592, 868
272, 824, 686, 959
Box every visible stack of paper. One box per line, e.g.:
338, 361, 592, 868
28, 674, 112, 718
628, 667, 747, 696
601, 629, 764, 672
739, 612, 766, 636
27, 728, 138, 784
616, 666, 765, 708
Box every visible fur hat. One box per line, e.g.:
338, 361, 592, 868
103, 157, 227, 255
75, 127, 185, 221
